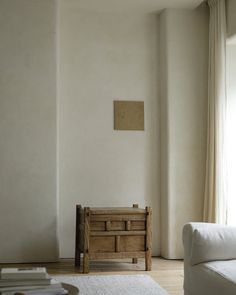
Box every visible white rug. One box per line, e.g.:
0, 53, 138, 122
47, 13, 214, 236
54, 275, 169, 295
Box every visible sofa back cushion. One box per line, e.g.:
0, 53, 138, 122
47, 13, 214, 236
191, 225, 236, 265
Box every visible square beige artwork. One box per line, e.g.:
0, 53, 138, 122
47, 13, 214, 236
114, 101, 144, 131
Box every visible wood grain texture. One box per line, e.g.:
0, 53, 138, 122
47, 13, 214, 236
126, 221, 131, 231
90, 230, 146, 236
132, 204, 139, 264
90, 215, 146, 222
90, 236, 115, 253
90, 208, 146, 214
89, 251, 145, 260
75, 204, 152, 273
83, 207, 90, 273
115, 236, 120, 252
75, 205, 82, 267
106, 221, 111, 231
145, 206, 152, 271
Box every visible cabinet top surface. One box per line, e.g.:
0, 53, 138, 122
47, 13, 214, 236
84, 207, 149, 214
89, 207, 142, 210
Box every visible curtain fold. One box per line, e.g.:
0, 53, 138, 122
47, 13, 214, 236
203, 0, 227, 224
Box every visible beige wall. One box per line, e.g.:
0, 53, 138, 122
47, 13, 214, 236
0, 0, 210, 262
0, 0, 58, 262
58, 1, 161, 257
160, 5, 209, 259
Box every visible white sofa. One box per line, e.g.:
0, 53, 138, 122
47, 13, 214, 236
183, 222, 236, 295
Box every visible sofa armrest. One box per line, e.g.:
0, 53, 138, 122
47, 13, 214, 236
183, 222, 236, 266
183, 223, 207, 264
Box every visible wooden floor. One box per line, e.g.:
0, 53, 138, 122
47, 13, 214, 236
0, 257, 184, 295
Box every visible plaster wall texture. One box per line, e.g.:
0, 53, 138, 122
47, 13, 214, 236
0, 0, 211, 261
0, 0, 58, 262
160, 5, 209, 258
58, 1, 160, 257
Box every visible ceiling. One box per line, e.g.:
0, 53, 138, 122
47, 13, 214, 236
67, 0, 204, 13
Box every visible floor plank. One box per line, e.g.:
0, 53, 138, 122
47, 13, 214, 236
0, 257, 184, 295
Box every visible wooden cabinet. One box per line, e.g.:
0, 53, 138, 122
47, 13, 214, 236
75, 204, 152, 273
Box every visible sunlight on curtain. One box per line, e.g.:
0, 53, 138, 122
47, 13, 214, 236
226, 113, 236, 226
226, 46, 236, 226
203, 0, 227, 224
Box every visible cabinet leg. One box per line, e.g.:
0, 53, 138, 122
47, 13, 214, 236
75, 251, 81, 267
83, 253, 89, 273
145, 250, 152, 271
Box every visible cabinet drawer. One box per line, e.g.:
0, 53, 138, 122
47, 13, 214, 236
90, 236, 115, 252
120, 236, 145, 252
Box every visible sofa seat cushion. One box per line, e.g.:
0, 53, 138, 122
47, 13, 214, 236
186, 260, 236, 295
205, 260, 236, 284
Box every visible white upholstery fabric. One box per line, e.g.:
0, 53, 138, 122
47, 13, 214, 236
187, 262, 236, 295
190, 225, 236, 265
206, 260, 236, 284
183, 223, 236, 295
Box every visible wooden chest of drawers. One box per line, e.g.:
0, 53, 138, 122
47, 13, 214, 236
75, 204, 152, 273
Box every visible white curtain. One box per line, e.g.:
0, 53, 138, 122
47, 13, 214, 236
225, 46, 236, 226
203, 0, 227, 224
